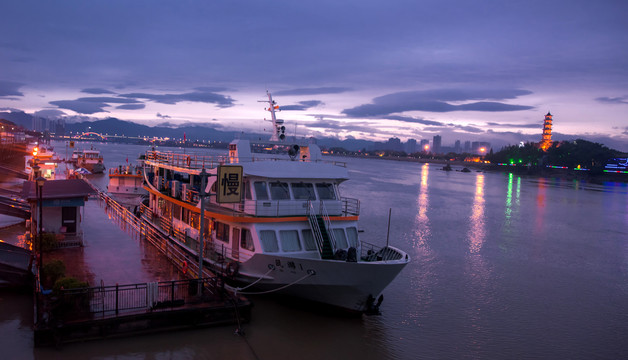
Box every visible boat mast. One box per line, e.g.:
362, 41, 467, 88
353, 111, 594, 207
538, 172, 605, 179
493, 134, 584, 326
265, 91, 285, 141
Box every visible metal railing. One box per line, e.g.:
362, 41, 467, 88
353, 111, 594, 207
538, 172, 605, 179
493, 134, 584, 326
146, 150, 226, 170
320, 201, 337, 250
306, 201, 326, 256
56, 277, 221, 319
360, 241, 405, 262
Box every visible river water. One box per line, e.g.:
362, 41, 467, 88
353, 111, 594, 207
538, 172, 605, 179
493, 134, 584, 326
1, 141, 627, 359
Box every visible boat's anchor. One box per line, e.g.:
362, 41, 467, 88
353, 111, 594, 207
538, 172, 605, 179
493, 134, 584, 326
364, 294, 384, 315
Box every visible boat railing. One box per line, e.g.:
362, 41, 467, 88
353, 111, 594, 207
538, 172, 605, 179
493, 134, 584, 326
145, 150, 226, 170
306, 201, 326, 256
360, 241, 405, 262
320, 201, 338, 250
340, 197, 360, 216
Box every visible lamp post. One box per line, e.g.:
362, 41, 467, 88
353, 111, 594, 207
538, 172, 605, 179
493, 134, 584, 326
36, 176, 46, 278
197, 168, 208, 295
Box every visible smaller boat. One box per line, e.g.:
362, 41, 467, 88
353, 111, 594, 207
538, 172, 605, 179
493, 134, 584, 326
75, 147, 105, 174
107, 165, 147, 210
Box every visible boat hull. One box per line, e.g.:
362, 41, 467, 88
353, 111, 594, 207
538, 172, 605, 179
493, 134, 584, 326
223, 252, 408, 313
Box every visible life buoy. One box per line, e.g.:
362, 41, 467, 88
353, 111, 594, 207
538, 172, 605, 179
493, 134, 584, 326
226, 261, 239, 277
186, 156, 191, 167
182, 260, 188, 274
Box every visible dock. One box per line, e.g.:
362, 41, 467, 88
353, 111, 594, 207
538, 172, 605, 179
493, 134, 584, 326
33, 182, 251, 347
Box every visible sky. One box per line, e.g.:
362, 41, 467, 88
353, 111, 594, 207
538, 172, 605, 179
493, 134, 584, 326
1, 0, 627, 151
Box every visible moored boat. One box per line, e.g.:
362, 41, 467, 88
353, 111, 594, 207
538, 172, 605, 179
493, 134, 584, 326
140, 93, 409, 313
107, 164, 147, 210
75, 147, 105, 174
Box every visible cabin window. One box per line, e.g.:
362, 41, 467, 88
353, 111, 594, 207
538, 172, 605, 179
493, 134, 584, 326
241, 228, 255, 251
346, 227, 358, 248
332, 228, 348, 249
254, 181, 269, 200
244, 181, 252, 200
260, 230, 279, 252
291, 183, 316, 200
279, 230, 301, 252
301, 229, 318, 251
215, 221, 230, 243
315, 183, 336, 200
269, 182, 290, 200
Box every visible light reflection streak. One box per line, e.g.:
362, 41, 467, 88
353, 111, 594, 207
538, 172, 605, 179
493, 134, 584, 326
413, 163, 431, 249
468, 173, 485, 254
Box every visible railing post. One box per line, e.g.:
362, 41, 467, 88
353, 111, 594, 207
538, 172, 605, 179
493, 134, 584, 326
115, 283, 119, 315
171, 281, 175, 306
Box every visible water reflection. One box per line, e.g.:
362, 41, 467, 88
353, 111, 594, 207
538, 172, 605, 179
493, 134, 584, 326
502, 173, 521, 246
468, 174, 485, 254
414, 163, 431, 249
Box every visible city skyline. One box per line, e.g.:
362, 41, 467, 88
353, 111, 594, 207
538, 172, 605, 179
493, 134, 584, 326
1, 1, 627, 151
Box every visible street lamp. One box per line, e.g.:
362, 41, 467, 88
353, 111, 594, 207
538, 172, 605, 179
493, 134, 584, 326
36, 176, 46, 279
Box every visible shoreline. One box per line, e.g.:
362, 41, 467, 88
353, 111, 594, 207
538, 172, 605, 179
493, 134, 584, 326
330, 154, 628, 183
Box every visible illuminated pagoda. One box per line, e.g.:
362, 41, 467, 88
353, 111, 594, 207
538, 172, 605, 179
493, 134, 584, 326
540, 111, 553, 151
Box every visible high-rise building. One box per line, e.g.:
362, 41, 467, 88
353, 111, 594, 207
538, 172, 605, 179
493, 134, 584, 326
454, 140, 461, 153
386, 137, 403, 151
540, 111, 553, 151
432, 135, 442, 154
464, 141, 471, 152
405, 139, 417, 153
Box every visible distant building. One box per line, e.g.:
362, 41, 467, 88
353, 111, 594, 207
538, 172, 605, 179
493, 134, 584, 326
540, 111, 553, 151
385, 137, 403, 151
464, 141, 471, 152
432, 135, 442, 154
405, 139, 417, 153
454, 140, 461, 153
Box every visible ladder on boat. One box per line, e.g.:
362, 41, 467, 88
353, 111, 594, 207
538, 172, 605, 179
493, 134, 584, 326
307, 201, 336, 260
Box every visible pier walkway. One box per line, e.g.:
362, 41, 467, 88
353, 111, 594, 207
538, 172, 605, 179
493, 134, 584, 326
34, 181, 250, 346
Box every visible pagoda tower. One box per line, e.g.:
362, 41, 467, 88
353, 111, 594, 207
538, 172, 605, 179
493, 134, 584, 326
540, 111, 553, 151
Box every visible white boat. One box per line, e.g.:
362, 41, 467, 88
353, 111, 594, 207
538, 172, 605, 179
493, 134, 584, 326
107, 164, 147, 210
75, 147, 105, 174
141, 93, 409, 313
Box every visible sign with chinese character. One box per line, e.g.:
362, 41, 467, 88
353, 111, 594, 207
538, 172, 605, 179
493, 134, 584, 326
216, 165, 243, 203
69, 141, 75, 148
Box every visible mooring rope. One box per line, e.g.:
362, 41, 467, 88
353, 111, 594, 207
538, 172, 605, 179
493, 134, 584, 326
230, 267, 275, 292
233, 270, 316, 296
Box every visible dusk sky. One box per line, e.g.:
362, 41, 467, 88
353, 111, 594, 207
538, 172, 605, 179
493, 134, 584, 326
1, 1, 627, 150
